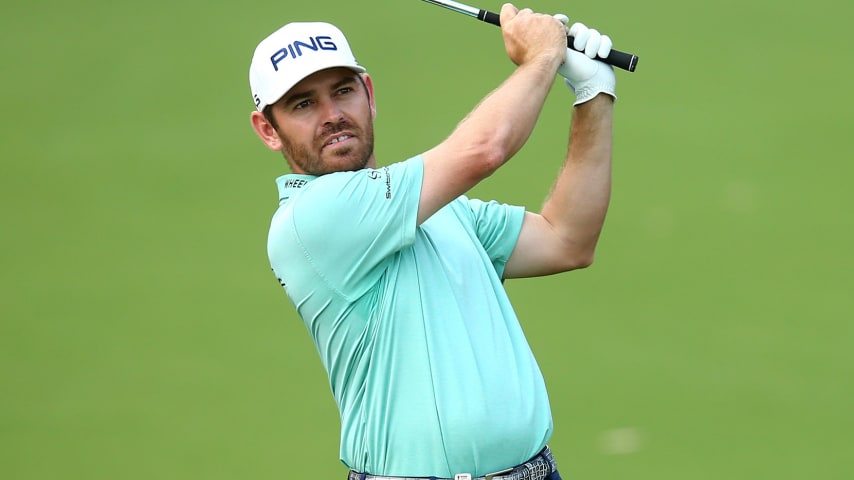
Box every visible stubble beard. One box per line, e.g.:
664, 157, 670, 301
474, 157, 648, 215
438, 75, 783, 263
279, 118, 375, 176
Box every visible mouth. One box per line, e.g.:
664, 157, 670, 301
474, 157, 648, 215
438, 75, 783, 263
323, 133, 354, 149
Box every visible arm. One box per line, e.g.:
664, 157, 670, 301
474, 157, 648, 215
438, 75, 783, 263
504, 94, 613, 278
417, 4, 567, 225
503, 22, 619, 278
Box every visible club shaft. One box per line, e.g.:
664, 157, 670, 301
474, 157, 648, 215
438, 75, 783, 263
421, 0, 480, 18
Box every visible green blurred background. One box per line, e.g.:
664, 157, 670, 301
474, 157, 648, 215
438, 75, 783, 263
2, 0, 851, 478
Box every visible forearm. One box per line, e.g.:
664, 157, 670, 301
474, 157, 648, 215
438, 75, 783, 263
417, 60, 559, 224
540, 94, 614, 260
444, 58, 559, 170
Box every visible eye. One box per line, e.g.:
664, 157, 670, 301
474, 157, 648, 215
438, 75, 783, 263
294, 99, 313, 110
337, 86, 354, 96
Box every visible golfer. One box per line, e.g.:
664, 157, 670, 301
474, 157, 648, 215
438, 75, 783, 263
249, 4, 618, 479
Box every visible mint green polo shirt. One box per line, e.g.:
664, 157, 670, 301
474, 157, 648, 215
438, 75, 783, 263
267, 155, 553, 477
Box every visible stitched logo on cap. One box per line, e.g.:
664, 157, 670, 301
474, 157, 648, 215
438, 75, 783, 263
270, 36, 338, 71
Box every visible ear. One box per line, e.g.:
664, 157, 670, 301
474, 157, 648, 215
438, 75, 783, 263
362, 73, 377, 120
250, 110, 283, 151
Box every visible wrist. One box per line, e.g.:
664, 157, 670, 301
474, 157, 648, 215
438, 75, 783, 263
573, 92, 615, 109
569, 80, 617, 106
525, 52, 564, 75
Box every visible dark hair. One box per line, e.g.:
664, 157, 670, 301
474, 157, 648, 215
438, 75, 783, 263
263, 104, 279, 130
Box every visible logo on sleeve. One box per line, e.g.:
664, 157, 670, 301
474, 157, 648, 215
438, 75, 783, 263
365, 168, 392, 199
383, 166, 391, 199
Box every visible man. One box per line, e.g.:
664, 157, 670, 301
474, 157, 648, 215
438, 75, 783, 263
248, 3, 617, 480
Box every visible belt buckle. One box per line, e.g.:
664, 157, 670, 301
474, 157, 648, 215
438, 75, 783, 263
454, 475, 472, 480
484, 468, 513, 480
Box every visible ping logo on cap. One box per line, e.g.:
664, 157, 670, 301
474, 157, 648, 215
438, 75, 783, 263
270, 36, 339, 71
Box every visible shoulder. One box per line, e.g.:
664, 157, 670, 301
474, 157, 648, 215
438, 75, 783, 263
302, 157, 424, 203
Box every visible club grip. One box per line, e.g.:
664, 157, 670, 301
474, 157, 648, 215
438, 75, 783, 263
479, 10, 501, 25
590, 45, 638, 72
477, 9, 638, 72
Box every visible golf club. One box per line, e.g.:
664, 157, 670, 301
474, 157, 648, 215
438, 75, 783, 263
421, 0, 639, 72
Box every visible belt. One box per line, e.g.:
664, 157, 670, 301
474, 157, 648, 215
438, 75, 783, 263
347, 445, 556, 480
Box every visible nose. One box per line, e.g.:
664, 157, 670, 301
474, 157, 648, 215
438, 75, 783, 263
319, 98, 345, 125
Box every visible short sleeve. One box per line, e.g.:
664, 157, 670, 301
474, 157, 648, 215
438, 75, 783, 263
466, 198, 525, 278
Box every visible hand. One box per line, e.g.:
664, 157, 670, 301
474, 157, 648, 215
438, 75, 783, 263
500, 4, 567, 69
554, 18, 617, 105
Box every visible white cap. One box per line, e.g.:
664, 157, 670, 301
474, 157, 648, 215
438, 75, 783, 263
249, 22, 366, 112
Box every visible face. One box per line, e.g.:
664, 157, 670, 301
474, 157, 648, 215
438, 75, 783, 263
252, 68, 376, 175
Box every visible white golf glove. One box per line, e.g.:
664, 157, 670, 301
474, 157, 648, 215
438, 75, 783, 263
554, 15, 617, 105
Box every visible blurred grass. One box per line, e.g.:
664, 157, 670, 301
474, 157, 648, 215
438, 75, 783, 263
1, 1, 852, 479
